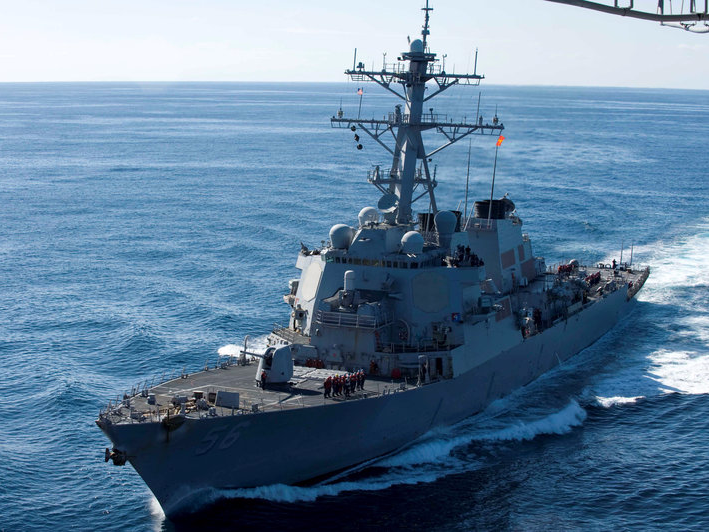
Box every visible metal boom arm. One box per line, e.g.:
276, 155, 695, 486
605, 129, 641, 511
545, 0, 709, 32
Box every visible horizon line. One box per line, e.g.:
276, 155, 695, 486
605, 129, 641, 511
0, 80, 706, 92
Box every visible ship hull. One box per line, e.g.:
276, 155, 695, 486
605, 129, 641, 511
102, 288, 635, 516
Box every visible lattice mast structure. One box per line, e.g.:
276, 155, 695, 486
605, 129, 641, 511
331, 1, 504, 226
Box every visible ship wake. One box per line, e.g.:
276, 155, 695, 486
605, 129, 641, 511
198, 398, 588, 505
589, 219, 709, 406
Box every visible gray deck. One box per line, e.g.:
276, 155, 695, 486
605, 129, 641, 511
103, 363, 406, 425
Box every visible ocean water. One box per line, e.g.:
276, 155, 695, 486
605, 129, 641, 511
1, 82, 708, 531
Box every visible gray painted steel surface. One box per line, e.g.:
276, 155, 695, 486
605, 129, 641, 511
97, 3, 650, 515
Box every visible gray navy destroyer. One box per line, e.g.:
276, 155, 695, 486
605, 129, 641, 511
97, 4, 649, 516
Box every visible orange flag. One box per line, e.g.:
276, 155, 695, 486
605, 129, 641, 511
496, 135, 505, 147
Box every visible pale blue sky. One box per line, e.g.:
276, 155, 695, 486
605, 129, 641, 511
0, 0, 706, 88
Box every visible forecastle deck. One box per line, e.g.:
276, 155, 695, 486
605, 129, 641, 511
98, 363, 413, 427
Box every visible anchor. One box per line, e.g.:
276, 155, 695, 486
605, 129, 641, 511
104, 447, 127, 466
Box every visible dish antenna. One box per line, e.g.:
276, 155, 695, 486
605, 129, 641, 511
377, 193, 398, 213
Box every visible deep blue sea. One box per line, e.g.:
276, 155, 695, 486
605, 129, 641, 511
1, 81, 708, 531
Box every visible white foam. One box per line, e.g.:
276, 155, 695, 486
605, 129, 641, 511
218, 334, 270, 357
587, 220, 709, 401
676, 314, 709, 344
246, 334, 270, 351
587, 346, 709, 406
647, 349, 709, 395
582, 361, 655, 409
225, 467, 447, 503
594, 395, 644, 408
207, 401, 587, 505
637, 222, 709, 394
639, 219, 709, 302
470, 400, 587, 442
379, 400, 588, 468
376, 436, 465, 468
147, 495, 165, 530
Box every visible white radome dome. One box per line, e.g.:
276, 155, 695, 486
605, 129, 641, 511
410, 39, 424, 53
358, 206, 379, 226
330, 224, 354, 249
401, 231, 424, 254
434, 210, 457, 235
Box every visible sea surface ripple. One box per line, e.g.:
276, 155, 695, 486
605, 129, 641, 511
1, 82, 708, 531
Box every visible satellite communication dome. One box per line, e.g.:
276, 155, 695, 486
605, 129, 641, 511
410, 39, 424, 53
434, 210, 457, 235
401, 231, 424, 254
330, 224, 354, 249
358, 207, 379, 226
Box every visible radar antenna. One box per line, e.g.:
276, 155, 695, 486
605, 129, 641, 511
545, 0, 709, 33
331, 1, 504, 225
422, 0, 433, 48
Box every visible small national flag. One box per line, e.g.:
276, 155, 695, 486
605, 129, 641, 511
496, 135, 505, 147
357, 88, 363, 95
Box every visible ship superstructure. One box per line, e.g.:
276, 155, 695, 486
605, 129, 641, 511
97, 3, 649, 516
274, 3, 510, 379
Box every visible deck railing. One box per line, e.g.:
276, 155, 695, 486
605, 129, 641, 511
315, 310, 391, 329
98, 365, 413, 424
271, 324, 311, 344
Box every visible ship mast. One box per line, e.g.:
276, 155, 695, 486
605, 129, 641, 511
331, 0, 504, 225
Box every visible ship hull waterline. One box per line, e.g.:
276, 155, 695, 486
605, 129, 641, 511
101, 287, 636, 516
